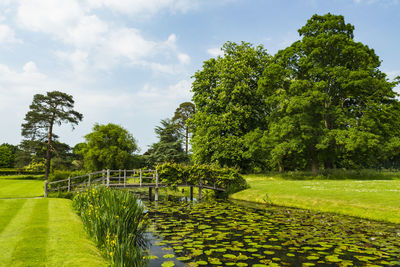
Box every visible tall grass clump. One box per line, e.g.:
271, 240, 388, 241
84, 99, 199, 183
72, 186, 150, 266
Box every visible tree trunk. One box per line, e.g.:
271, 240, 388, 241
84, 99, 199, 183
185, 126, 188, 154
45, 115, 55, 180
278, 162, 284, 173
311, 147, 319, 175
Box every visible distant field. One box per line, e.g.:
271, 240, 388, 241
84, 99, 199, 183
231, 174, 400, 224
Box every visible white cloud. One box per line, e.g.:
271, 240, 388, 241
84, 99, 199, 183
207, 47, 223, 57
178, 53, 190, 65
137, 79, 192, 101
0, 24, 20, 43
85, 0, 198, 16
55, 49, 89, 72
15, 0, 188, 73
17, 0, 83, 34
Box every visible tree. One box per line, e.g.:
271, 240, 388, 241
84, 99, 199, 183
172, 102, 195, 154
146, 119, 187, 166
190, 41, 271, 169
77, 123, 138, 171
0, 145, 13, 168
258, 13, 400, 173
21, 91, 83, 179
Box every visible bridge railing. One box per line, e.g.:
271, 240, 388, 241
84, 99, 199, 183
45, 169, 158, 197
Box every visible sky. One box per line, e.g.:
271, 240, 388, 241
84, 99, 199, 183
0, 0, 399, 152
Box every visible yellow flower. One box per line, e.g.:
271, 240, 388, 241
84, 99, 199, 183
115, 215, 119, 219
109, 252, 114, 257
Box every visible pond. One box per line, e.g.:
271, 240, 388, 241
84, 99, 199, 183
143, 198, 400, 266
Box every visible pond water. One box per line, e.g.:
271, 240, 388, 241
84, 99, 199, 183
143, 198, 400, 266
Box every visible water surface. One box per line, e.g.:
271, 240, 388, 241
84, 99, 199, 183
144, 198, 400, 266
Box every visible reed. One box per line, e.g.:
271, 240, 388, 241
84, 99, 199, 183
73, 186, 150, 266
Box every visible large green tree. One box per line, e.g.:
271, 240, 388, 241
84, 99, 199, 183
258, 13, 400, 173
21, 91, 83, 179
190, 41, 271, 169
77, 123, 138, 171
172, 102, 195, 154
146, 119, 187, 166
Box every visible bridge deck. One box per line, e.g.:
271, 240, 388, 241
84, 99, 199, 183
108, 183, 225, 191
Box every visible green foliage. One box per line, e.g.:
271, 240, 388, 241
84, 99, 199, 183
48, 169, 86, 183
146, 119, 188, 167
256, 13, 400, 173
21, 91, 83, 179
72, 187, 150, 266
0, 168, 43, 176
190, 41, 271, 169
24, 159, 46, 172
172, 102, 195, 154
77, 123, 138, 171
156, 163, 248, 196
0, 144, 18, 168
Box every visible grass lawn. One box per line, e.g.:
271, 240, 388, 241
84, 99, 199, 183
0, 175, 107, 266
0, 178, 44, 198
231, 174, 400, 224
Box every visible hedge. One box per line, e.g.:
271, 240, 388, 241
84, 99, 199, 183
0, 168, 43, 176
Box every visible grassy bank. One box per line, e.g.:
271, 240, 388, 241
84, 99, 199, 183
231, 174, 400, 224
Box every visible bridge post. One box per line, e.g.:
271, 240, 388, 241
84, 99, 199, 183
102, 170, 105, 185
107, 169, 110, 188
124, 170, 126, 187
155, 170, 159, 201
88, 174, 91, 187
149, 187, 152, 201
68, 177, 71, 192
140, 170, 142, 187
190, 186, 193, 201
198, 178, 202, 202
44, 181, 48, 197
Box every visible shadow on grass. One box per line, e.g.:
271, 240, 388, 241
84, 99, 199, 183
247, 169, 400, 180
0, 175, 45, 181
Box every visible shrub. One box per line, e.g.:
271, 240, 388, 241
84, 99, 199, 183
73, 187, 150, 266
156, 163, 249, 196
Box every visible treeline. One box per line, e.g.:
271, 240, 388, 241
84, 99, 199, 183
190, 13, 400, 173
0, 101, 194, 176
2, 13, 400, 176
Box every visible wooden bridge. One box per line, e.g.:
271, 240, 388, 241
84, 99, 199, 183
44, 169, 225, 201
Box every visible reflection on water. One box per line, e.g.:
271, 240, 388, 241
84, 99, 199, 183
137, 193, 400, 266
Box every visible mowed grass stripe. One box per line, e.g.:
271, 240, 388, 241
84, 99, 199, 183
0, 179, 44, 198
0, 199, 36, 264
0, 199, 27, 235
11, 199, 49, 266
46, 198, 108, 266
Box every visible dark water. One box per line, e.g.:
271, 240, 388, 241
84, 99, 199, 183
142, 197, 400, 267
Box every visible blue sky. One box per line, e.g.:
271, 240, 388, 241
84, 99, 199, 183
0, 0, 399, 152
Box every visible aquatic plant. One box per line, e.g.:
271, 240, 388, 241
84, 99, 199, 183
146, 200, 400, 266
72, 186, 150, 266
